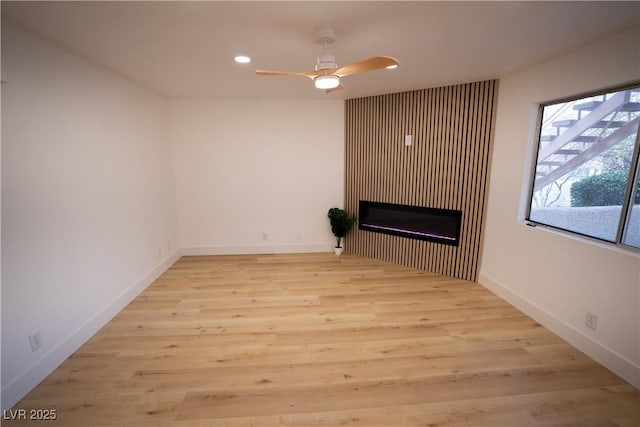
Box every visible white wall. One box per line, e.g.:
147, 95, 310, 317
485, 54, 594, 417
170, 99, 344, 254
1, 23, 179, 408
480, 26, 640, 387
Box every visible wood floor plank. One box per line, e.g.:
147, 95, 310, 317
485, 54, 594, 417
4, 253, 639, 426
176, 362, 623, 420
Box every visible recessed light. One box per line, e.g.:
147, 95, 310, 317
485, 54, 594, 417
234, 55, 251, 64
385, 64, 398, 70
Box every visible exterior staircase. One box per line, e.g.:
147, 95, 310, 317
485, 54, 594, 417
534, 89, 640, 192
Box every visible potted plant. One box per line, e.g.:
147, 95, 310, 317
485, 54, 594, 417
327, 207, 356, 255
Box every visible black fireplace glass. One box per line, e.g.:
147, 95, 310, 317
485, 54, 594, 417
359, 200, 462, 246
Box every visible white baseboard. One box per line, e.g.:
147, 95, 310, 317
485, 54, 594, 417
182, 243, 332, 256
478, 272, 640, 389
1, 249, 182, 410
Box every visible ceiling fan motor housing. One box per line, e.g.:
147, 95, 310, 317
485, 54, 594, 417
316, 53, 337, 71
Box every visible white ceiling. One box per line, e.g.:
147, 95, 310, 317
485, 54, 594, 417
3, 1, 639, 100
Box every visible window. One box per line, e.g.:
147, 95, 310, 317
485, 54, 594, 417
526, 84, 640, 250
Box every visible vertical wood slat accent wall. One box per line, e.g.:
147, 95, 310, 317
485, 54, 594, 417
344, 80, 498, 281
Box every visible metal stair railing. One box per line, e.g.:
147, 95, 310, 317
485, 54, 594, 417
541, 101, 574, 130
537, 91, 627, 161
534, 115, 640, 191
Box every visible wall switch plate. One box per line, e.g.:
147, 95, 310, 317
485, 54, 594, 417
404, 135, 412, 146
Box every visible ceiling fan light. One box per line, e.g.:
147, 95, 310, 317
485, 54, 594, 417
314, 75, 340, 89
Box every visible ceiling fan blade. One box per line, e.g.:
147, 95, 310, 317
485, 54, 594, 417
334, 56, 399, 77
255, 69, 323, 80
255, 69, 307, 77
325, 84, 344, 94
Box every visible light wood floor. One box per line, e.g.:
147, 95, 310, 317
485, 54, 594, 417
6, 253, 639, 426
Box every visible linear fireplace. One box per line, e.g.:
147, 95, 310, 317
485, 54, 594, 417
359, 200, 462, 246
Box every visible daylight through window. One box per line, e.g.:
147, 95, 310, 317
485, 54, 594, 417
527, 84, 640, 249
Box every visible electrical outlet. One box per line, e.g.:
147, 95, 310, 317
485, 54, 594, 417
585, 312, 599, 330
29, 332, 43, 352
262, 232, 268, 241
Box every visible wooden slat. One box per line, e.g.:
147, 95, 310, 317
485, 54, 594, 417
345, 80, 498, 281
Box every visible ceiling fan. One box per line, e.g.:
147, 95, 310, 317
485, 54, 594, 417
255, 26, 399, 94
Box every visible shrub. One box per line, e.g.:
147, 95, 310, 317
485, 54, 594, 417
571, 171, 639, 207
